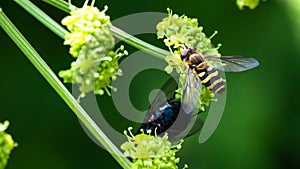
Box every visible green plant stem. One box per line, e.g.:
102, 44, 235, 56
41, 0, 170, 60
42, 0, 70, 12
110, 26, 170, 59
0, 9, 131, 169
14, 0, 67, 39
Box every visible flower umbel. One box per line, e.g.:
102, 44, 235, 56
60, 2, 127, 98
0, 121, 16, 169
157, 8, 220, 111
236, 0, 263, 10
157, 8, 220, 55
121, 127, 187, 169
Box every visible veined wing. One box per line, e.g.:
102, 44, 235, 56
181, 68, 202, 115
205, 55, 259, 72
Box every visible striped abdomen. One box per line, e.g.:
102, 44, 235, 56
195, 66, 225, 94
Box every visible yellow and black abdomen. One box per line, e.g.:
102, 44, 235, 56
196, 66, 225, 94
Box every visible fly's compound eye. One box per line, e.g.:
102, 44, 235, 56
181, 49, 189, 59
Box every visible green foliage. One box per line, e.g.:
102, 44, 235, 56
157, 8, 219, 111
0, 121, 16, 169
60, 3, 127, 98
121, 128, 187, 169
236, 0, 261, 10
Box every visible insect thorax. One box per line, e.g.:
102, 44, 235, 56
189, 52, 203, 64
188, 53, 206, 69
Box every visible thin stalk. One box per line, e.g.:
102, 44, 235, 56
15, 0, 67, 39
43, 0, 70, 12
42, 0, 70, 12
41, 0, 171, 59
0, 9, 131, 169
110, 26, 170, 60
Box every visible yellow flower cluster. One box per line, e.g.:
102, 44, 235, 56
60, 4, 127, 97
157, 8, 218, 111
0, 121, 16, 169
121, 127, 187, 169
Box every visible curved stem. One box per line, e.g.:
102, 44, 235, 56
110, 26, 170, 60
42, 0, 171, 59
15, 0, 67, 39
0, 8, 131, 169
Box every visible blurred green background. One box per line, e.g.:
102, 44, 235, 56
0, 0, 300, 169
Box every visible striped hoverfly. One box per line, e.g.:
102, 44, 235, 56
180, 46, 259, 114
138, 46, 259, 142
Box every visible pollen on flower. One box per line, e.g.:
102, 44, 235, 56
156, 8, 220, 111
0, 121, 16, 169
121, 127, 187, 169
60, 2, 127, 98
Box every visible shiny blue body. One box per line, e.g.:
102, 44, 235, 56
138, 101, 181, 135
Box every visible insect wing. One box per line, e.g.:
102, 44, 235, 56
143, 78, 178, 121
182, 69, 202, 114
206, 55, 259, 72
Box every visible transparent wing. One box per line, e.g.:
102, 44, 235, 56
205, 56, 259, 72
181, 68, 202, 114
143, 77, 178, 121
